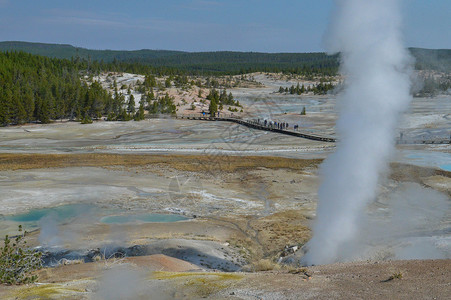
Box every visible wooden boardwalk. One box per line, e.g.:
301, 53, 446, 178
175, 114, 336, 142
146, 114, 450, 145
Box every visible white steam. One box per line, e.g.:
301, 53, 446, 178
355, 183, 450, 261
38, 213, 61, 247
95, 265, 150, 300
302, 0, 413, 265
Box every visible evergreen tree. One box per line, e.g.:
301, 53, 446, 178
38, 98, 51, 124
127, 94, 136, 114
135, 103, 145, 121
23, 87, 34, 122
209, 98, 218, 116
0, 88, 12, 125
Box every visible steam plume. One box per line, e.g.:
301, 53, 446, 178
302, 0, 413, 265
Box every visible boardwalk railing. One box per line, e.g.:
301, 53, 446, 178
175, 114, 336, 143
147, 113, 450, 145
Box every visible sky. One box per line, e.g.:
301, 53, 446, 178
0, 0, 449, 52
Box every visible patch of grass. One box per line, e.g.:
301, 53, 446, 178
152, 271, 243, 298
13, 283, 84, 299
389, 271, 403, 280
0, 153, 322, 172
382, 271, 403, 282
249, 258, 280, 272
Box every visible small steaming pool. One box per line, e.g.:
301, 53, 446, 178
4, 204, 95, 224
100, 213, 189, 224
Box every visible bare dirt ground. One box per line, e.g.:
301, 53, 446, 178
1, 256, 449, 299
0, 153, 449, 299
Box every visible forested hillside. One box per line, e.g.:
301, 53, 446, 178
0, 41, 338, 75
0, 51, 114, 125
1, 42, 450, 75
0, 41, 181, 62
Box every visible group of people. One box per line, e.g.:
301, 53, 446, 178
253, 119, 301, 131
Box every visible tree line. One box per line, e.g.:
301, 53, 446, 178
0, 42, 339, 76
0, 51, 114, 125
278, 82, 335, 95
0, 51, 170, 126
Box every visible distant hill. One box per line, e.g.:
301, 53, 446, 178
0, 41, 182, 61
0, 41, 338, 75
0, 41, 449, 74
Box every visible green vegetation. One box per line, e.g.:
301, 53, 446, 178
279, 81, 335, 95
0, 51, 187, 126
152, 272, 243, 298
0, 51, 114, 125
148, 93, 176, 115
1, 42, 450, 75
0, 225, 42, 285
0, 41, 339, 76
0, 41, 182, 62
383, 271, 404, 282
206, 88, 240, 116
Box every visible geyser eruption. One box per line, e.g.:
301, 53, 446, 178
302, 0, 413, 265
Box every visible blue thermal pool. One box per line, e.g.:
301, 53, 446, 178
4, 204, 95, 223
2, 204, 189, 231
401, 151, 451, 171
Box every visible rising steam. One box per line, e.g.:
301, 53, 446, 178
301, 0, 413, 265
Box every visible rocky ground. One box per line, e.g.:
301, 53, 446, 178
0, 151, 449, 299
0, 74, 449, 299
1, 256, 449, 299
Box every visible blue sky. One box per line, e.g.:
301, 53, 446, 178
0, 0, 449, 52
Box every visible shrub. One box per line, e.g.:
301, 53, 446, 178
389, 271, 403, 280
0, 225, 42, 285
81, 116, 93, 124
250, 259, 280, 272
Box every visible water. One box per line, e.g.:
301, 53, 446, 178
4, 204, 95, 223
100, 213, 189, 224
399, 150, 451, 171
2, 204, 188, 233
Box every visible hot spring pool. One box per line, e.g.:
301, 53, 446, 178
100, 213, 189, 224
4, 204, 95, 223
399, 150, 451, 172
2, 204, 189, 233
